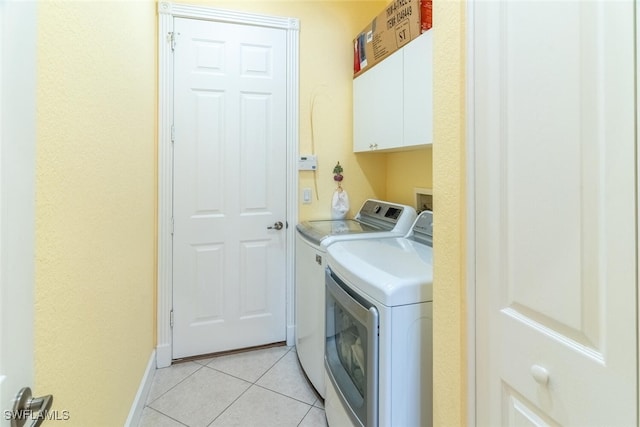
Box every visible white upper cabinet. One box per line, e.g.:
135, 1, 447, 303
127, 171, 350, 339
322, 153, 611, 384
402, 31, 433, 148
353, 31, 432, 152
353, 47, 403, 152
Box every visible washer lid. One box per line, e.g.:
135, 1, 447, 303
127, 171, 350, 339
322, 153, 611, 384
296, 220, 379, 245
296, 199, 417, 246
327, 237, 433, 306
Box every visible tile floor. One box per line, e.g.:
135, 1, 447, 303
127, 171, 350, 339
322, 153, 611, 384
138, 345, 328, 427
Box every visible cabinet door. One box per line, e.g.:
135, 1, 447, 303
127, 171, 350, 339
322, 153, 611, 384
353, 48, 403, 152
403, 32, 432, 148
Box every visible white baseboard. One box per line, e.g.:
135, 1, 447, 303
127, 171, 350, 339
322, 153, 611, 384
156, 343, 172, 368
286, 324, 295, 347
124, 350, 156, 427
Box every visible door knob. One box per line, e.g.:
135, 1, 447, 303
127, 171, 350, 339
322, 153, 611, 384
11, 387, 53, 427
267, 221, 283, 230
530, 364, 549, 386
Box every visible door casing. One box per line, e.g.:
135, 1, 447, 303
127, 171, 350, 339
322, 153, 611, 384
156, 2, 300, 368
0, 0, 37, 415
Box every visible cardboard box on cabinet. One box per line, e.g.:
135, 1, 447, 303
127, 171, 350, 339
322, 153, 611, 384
353, 0, 432, 78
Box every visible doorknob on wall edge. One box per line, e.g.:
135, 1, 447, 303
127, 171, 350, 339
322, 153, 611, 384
267, 221, 284, 230
11, 387, 53, 427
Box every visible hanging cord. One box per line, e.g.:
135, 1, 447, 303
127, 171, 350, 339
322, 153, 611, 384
309, 86, 327, 201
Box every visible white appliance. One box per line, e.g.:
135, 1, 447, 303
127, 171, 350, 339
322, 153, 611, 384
295, 200, 416, 398
324, 211, 433, 427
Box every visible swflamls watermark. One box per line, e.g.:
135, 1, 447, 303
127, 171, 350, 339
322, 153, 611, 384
3, 409, 70, 421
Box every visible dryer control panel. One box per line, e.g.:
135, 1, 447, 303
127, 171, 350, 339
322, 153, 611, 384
354, 199, 417, 233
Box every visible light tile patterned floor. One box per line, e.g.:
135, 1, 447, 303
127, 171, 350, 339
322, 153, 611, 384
138, 346, 327, 427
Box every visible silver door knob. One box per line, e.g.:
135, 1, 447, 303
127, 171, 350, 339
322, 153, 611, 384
11, 387, 53, 427
267, 221, 283, 230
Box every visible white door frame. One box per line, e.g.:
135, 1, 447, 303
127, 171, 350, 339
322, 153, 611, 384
156, 2, 299, 368
464, 2, 476, 426
0, 0, 37, 413
636, 3, 640, 423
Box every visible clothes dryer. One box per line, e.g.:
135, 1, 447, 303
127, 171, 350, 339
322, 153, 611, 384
324, 211, 433, 427
295, 199, 416, 398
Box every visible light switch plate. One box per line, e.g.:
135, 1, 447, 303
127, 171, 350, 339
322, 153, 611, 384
302, 188, 312, 204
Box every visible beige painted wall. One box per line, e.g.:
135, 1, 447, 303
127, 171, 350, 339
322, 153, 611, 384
432, 0, 467, 426
35, 1, 157, 425
386, 147, 433, 207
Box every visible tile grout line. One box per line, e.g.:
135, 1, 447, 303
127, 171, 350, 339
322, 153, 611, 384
143, 406, 190, 427
204, 381, 254, 427
251, 345, 296, 384
204, 346, 297, 427
145, 363, 207, 407
297, 405, 316, 427
252, 382, 318, 407
203, 347, 322, 427
198, 345, 292, 385
141, 346, 326, 427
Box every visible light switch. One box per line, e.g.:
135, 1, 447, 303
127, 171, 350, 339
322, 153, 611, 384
303, 188, 312, 204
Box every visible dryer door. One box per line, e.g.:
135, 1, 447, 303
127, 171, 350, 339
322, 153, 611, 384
325, 268, 378, 427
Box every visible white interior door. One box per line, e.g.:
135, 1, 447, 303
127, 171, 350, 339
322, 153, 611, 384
172, 17, 288, 359
474, 1, 637, 425
0, 0, 37, 424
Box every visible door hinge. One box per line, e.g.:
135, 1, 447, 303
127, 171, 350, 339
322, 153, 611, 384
170, 310, 174, 328
171, 124, 175, 143
170, 217, 174, 235
168, 31, 176, 51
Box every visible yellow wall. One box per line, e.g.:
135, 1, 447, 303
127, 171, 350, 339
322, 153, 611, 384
296, 1, 389, 219
35, 1, 157, 425
385, 147, 433, 206
432, 0, 467, 426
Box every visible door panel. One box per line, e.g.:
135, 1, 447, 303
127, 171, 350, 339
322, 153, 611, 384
475, 1, 637, 425
504, 387, 559, 427
240, 93, 271, 211
193, 92, 224, 213
172, 17, 287, 358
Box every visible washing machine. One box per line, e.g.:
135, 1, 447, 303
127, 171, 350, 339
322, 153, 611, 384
295, 199, 416, 398
324, 210, 433, 427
